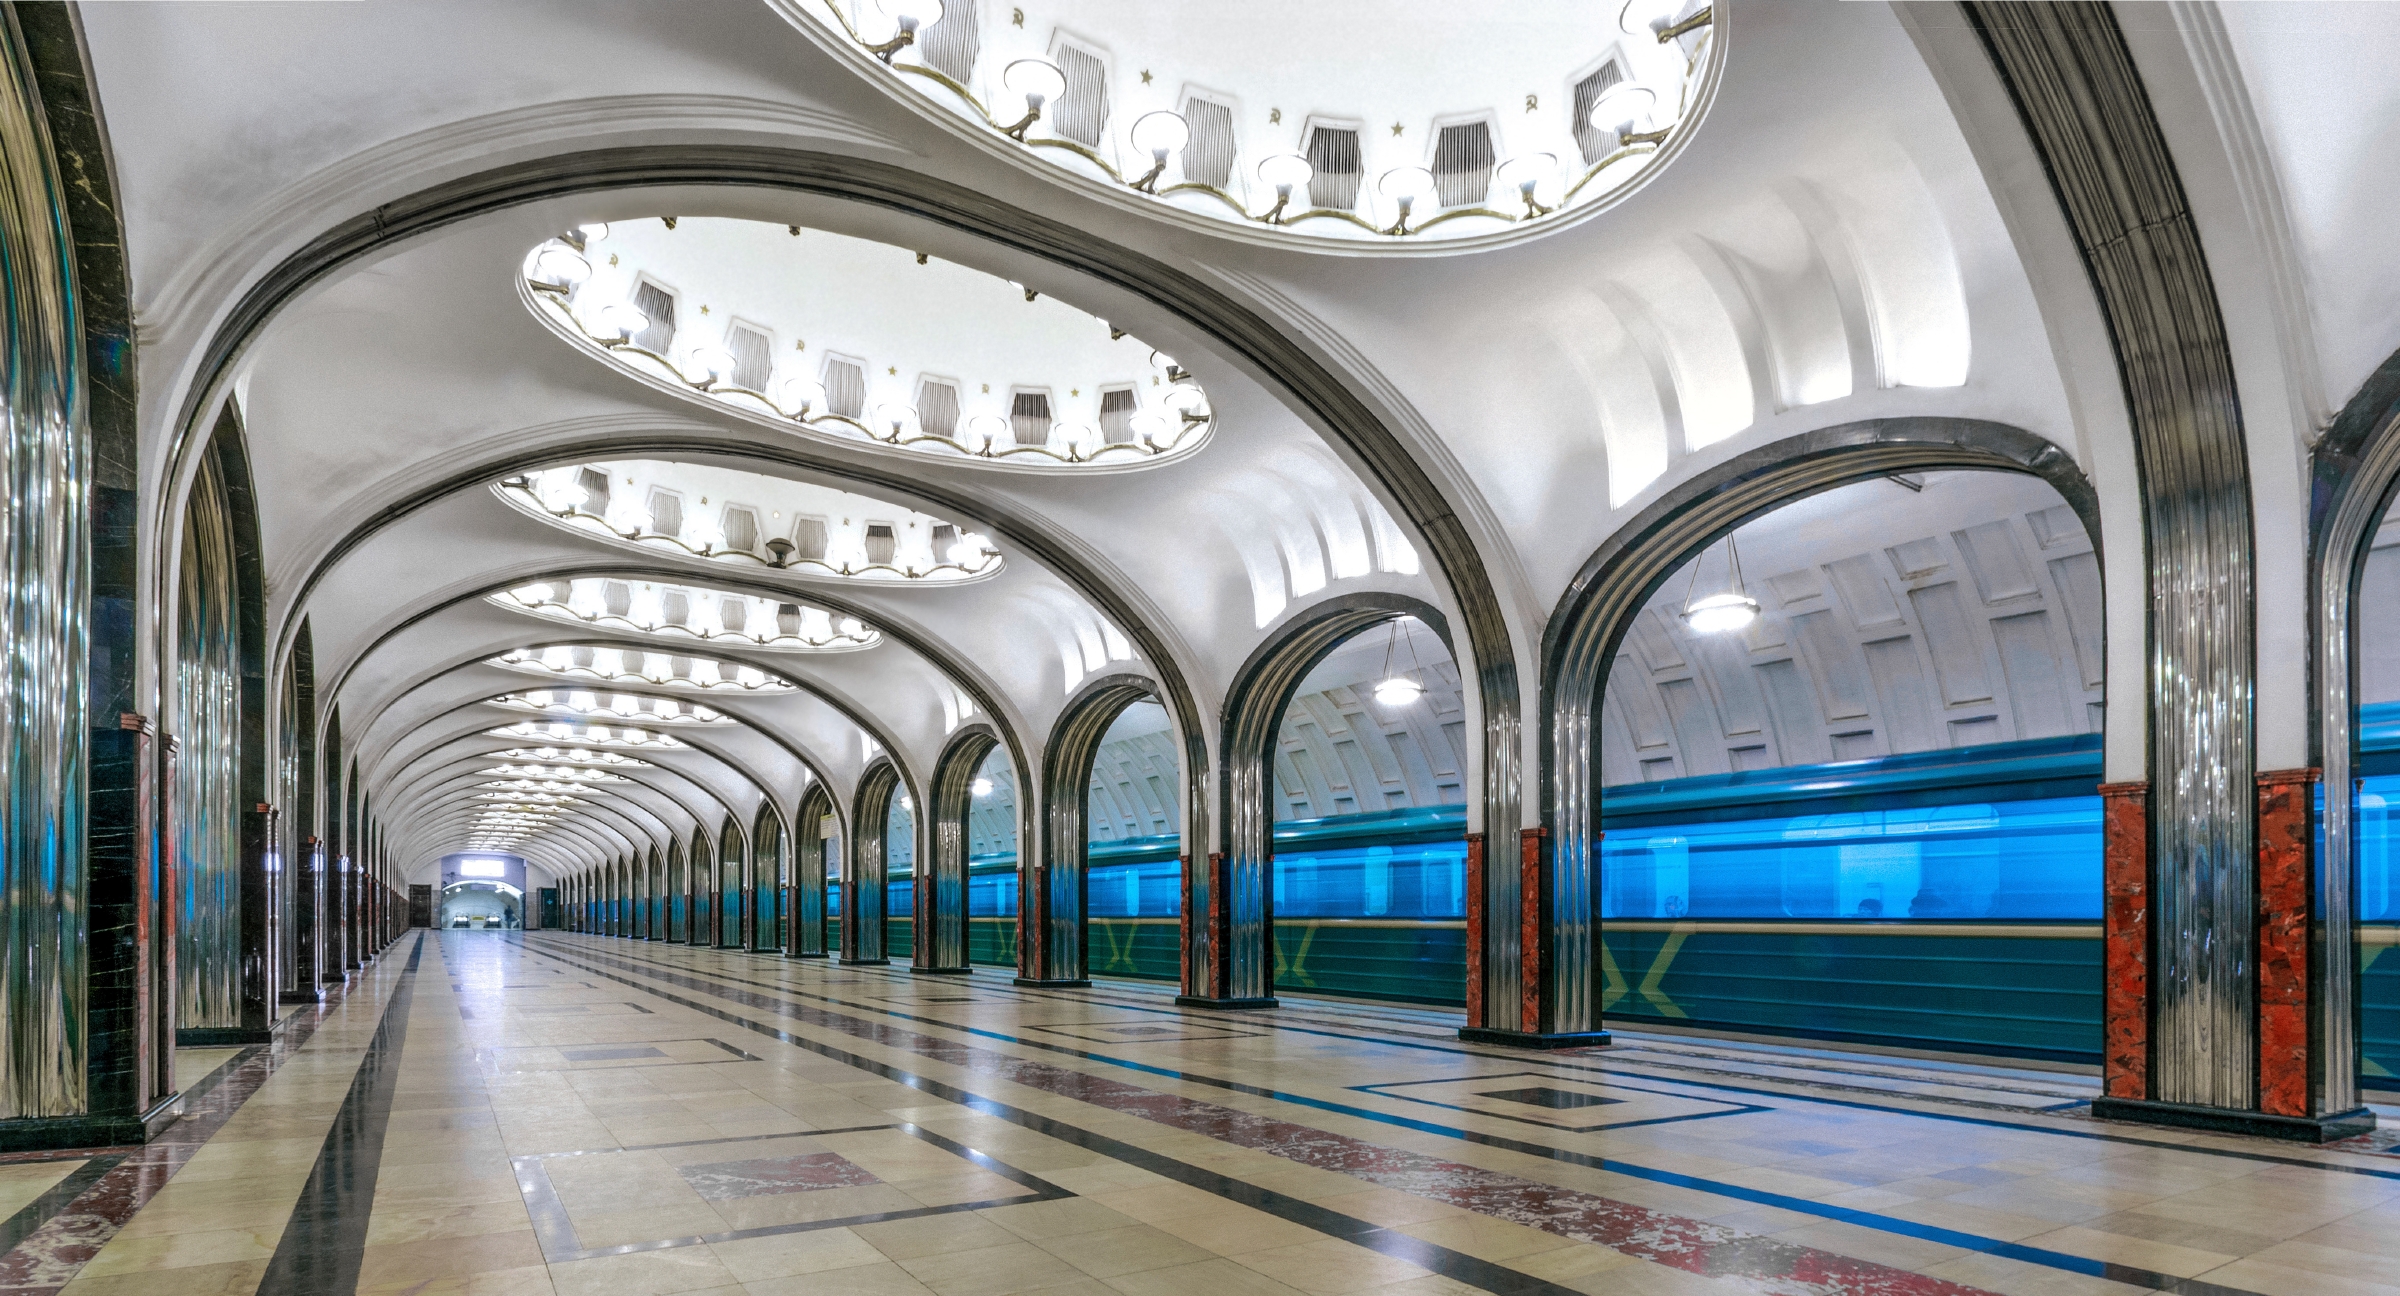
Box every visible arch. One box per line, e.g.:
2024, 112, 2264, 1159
167, 148, 1574, 986
687, 823, 716, 946
790, 782, 839, 958
664, 834, 688, 942
1031, 674, 1162, 986
921, 726, 1001, 975
1192, 593, 1454, 1007
846, 759, 904, 965
1525, 416, 2097, 1045
717, 814, 749, 949
279, 621, 325, 1005
751, 803, 787, 953
2305, 345, 2400, 1121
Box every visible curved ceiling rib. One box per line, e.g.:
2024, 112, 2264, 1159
165, 148, 1524, 863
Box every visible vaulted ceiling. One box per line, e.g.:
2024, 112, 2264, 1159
82, 0, 2400, 884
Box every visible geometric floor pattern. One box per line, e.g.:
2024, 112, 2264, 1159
10, 930, 2400, 1295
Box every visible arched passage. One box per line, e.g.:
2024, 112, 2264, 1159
751, 806, 785, 953
790, 783, 838, 958
1527, 417, 2100, 1049
846, 761, 903, 965
2309, 347, 2400, 1117
687, 825, 716, 946
923, 726, 1002, 975
717, 815, 748, 949
1031, 676, 1164, 986
1190, 594, 1454, 1008
1589, 470, 2104, 1058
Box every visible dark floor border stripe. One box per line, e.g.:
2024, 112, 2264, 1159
553, 939, 2270, 1296
511, 939, 1577, 1295
256, 933, 423, 1296
834, 957, 2400, 1181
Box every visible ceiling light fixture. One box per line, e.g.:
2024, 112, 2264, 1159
1495, 154, 1559, 218
1677, 532, 1760, 635
595, 301, 648, 347
865, 0, 943, 62
1128, 111, 1188, 193
1372, 617, 1428, 706
1377, 166, 1436, 236
1001, 58, 1066, 140
1256, 153, 1314, 225
972, 777, 994, 798
1590, 83, 1665, 149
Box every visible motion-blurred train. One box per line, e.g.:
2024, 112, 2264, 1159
843, 703, 2400, 1086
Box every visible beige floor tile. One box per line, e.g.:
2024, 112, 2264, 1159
708, 1226, 887, 1282
1030, 1223, 1214, 1278
895, 1240, 1091, 1296
980, 1197, 1144, 1241
1231, 1238, 1435, 1295
549, 1245, 744, 1296
738, 1258, 938, 1295
77, 1225, 282, 1276
0, 1159, 82, 1219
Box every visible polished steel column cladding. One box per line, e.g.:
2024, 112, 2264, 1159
923, 730, 993, 973
0, 5, 89, 1121
1210, 597, 1451, 1006
791, 785, 832, 956
1967, 3, 2258, 1111
751, 808, 782, 953
2303, 399, 2400, 1119
1038, 678, 1162, 986
173, 446, 243, 1032
847, 762, 898, 964
1542, 418, 2099, 1041
719, 818, 746, 949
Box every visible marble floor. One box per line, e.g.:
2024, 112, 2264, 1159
10, 932, 2400, 1296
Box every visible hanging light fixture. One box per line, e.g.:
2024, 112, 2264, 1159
1256, 153, 1314, 225
1372, 618, 1427, 705
1001, 59, 1066, 140
1678, 532, 1760, 634
1128, 111, 1189, 193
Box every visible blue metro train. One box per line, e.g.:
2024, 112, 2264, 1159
846, 704, 2400, 1081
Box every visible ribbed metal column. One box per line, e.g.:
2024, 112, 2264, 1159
0, 3, 87, 1125
1966, 2, 2256, 1114
792, 787, 831, 956
922, 730, 992, 975
846, 764, 896, 964
1036, 678, 1159, 987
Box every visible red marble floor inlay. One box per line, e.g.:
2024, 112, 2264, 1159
678, 1152, 878, 1200
555, 941, 2004, 1296
2098, 780, 2148, 1101
0, 970, 372, 1296
2256, 768, 2317, 1118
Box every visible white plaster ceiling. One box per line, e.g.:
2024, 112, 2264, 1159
74, 0, 2381, 882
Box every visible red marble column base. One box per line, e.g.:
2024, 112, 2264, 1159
2256, 768, 2316, 1119
1178, 852, 1273, 1008
2098, 780, 2148, 1101
1459, 827, 1609, 1050
1463, 833, 1486, 1029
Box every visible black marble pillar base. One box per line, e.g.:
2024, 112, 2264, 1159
1014, 977, 1090, 987
909, 965, 972, 975
2090, 1097, 2377, 1143
0, 1092, 182, 1153
176, 1027, 273, 1047
1175, 995, 1279, 1009
1457, 1027, 1615, 1050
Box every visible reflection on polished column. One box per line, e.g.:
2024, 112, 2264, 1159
791, 786, 832, 957
846, 763, 897, 965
